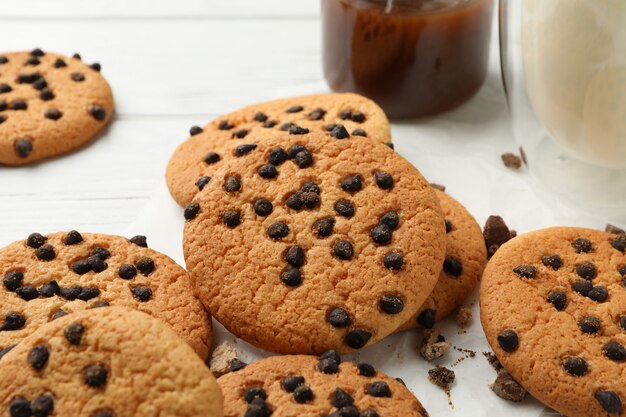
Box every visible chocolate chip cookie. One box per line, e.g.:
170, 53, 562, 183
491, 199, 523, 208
218, 352, 429, 417
480, 227, 626, 417
0, 231, 211, 359
0, 49, 113, 165
183, 131, 446, 354
397, 189, 487, 331
166, 93, 391, 206
0, 307, 223, 417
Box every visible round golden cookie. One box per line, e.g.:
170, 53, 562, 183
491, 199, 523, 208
218, 353, 429, 417
183, 132, 446, 354
480, 227, 626, 417
0, 307, 223, 417
397, 189, 487, 331
166, 93, 391, 206
0, 231, 212, 359
0, 49, 113, 165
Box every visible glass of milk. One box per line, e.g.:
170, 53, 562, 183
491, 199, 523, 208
501, 0, 626, 221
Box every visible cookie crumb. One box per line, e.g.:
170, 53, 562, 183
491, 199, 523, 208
482, 351, 502, 371
483, 216, 515, 259
501, 153, 522, 169
209, 341, 240, 377
606, 224, 625, 235
419, 328, 450, 361
491, 370, 527, 402
430, 183, 446, 192
428, 366, 455, 406
455, 308, 473, 328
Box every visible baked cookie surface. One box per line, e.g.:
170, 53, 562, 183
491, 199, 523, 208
0, 49, 113, 165
183, 132, 445, 354
166, 93, 391, 206
0, 231, 211, 359
0, 307, 223, 417
218, 353, 429, 417
398, 189, 486, 331
480, 227, 626, 417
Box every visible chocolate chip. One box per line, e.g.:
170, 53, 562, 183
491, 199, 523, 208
284, 245, 305, 267
513, 265, 536, 279
333, 240, 354, 260
380, 295, 404, 314
334, 199, 355, 218
223, 210, 242, 228
547, 291, 567, 311
253, 112, 268, 122
224, 176, 241, 192
89, 105, 107, 121
340, 175, 362, 192
358, 362, 376, 377
258, 164, 278, 179
31, 394, 54, 417
301, 192, 319, 209
380, 211, 399, 230
353, 128, 368, 137
136, 258, 155, 276
562, 356, 588, 376
572, 238, 592, 253
0, 115, 5, 124
189, 125, 203, 136
1, 312, 26, 331
293, 385, 314, 403
86, 256, 105, 273
16, 286, 39, 301
0, 344, 16, 360
78, 287, 100, 301
53, 58, 66, 68
195, 176, 211, 191
31, 48, 45, 57
230, 358, 247, 372
25, 56, 41, 66
280, 268, 302, 287
90, 63, 101, 72
417, 309, 436, 329
542, 254, 562, 270
281, 122, 295, 131
619, 265, 626, 277
289, 125, 310, 135
330, 124, 349, 139
72, 259, 91, 275
118, 264, 137, 280
371, 224, 391, 245
131, 286, 152, 302
331, 388, 354, 408
60, 286, 81, 300
83, 365, 108, 387
91, 247, 110, 260
497, 329, 519, 352
263, 120, 278, 128
345, 329, 371, 349
130, 235, 148, 247
3, 272, 24, 291
62, 230, 83, 245
572, 280, 593, 296
0, 100, 6, 111
620, 316, 626, 330
204, 152, 221, 165
338, 407, 360, 417
9, 398, 31, 417
70, 72, 85, 82
313, 217, 335, 238
603, 340, 626, 361
218, 120, 233, 130
444, 219, 453, 234
184, 202, 201, 220
0, 83, 12, 94
28, 345, 49, 370
232, 129, 249, 139
0, 56, 7, 64
594, 391, 622, 414
383, 252, 404, 270
328, 307, 351, 328
51, 309, 67, 321
263, 150, 287, 170
253, 199, 273, 217
374, 172, 393, 189
575, 262, 596, 280
308, 108, 326, 120
244, 386, 267, 403
245, 399, 272, 417
282, 376, 305, 392
612, 234, 626, 252
367, 381, 391, 397
92, 301, 110, 309
64, 322, 85, 345
443, 257, 463, 277
268, 222, 289, 240
318, 358, 339, 374
10, 99, 28, 110
360, 409, 379, 417
588, 286, 608, 302
36, 244, 56, 261
33, 78, 47, 90
17, 73, 40, 84
92, 412, 114, 417
286, 105, 304, 113
578, 315, 601, 334
294, 149, 313, 168
321, 350, 341, 364
285, 192, 303, 210
39, 88, 54, 101
236, 144, 258, 157
15, 138, 33, 158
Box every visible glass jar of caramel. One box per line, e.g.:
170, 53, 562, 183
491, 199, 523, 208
322, 0, 495, 118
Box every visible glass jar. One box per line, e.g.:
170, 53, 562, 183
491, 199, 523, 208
322, 0, 495, 118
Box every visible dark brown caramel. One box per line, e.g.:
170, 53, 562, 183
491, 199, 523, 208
322, 0, 494, 118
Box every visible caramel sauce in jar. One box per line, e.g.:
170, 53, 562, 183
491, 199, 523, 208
322, 0, 494, 118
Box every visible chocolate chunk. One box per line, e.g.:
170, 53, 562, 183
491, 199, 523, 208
612, 234, 626, 252
284, 245, 305, 267
136, 257, 155, 276
253, 199, 273, 216
64, 322, 85, 345
223, 210, 242, 228
331, 388, 354, 408
383, 252, 404, 270
328, 307, 351, 328
497, 329, 519, 352
483, 215, 513, 256
224, 176, 241, 192
366, 381, 391, 397
268, 222, 289, 239
513, 265, 536, 279
230, 358, 247, 372
268, 147, 288, 165
53, 58, 66, 68
39, 88, 54, 101
417, 309, 436, 329
78, 287, 101, 301
3, 271, 24, 291
218, 120, 233, 130
340, 175, 362, 192
308, 108, 326, 120
204, 152, 221, 165
258, 164, 278, 179
542, 254, 562, 270
83, 364, 108, 387
594, 391, 622, 414
333, 240, 354, 260
36, 244, 56, 261
562, 356, 588, 376
345, 329, 371, 349
334, 199, 355, 218
588, 286, 608, 302
60, 286, 82, 300
184, 202, 201, 220
313, 217, 335, 238
232, 129, 249, 139
357, 362, 376, 377
282, 376, 305, 392
51, 309, 67, 321
0, 83, 13, 94
9, 398, 31, 417
10, 99, 28, 110
236, 143, 258, 157
603, 341, 626, 361
72, 259, 91, 275
16, 286, 39, 301
501, 153, 522, 169
89, 255, 107, 273
444, 257, 463, 277
31, 394, 54, 417
380, 295, 404, 314
89, 105, 107, 121
371, 224, 391, 245
294, 149, 313, 168
131, 286, 152, 302
578, 315, 601, 334
280, 268, 302, 287
572, 237, 592, 253
130, 235, 148, 248
289, 125, 310, 135
253, 112, 268, 122
15, 138, 33, 158
91, 247, 110, 261
195, 176, 211, 191
547, 291, 567, 311
244, 386, 267, 403
491, 371, 527, 402
0, 312, 25, 331
293, 385, 314, 403
118, 264, 137, 280
374, 172, 393, 189
71, 72, 85, 82
572, 280, 593, 296
28, 345, 49, 370
330, 124, 349, 139
0, 344, 16, 360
